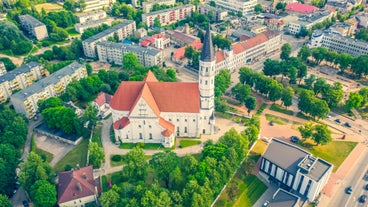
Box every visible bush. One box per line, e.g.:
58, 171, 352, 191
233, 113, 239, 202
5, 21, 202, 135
65, 164, 73, 171
111, 155, 122, 162
137, 142, 145, 148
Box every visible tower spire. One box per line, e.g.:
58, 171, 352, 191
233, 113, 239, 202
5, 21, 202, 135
200, 25, 215, 62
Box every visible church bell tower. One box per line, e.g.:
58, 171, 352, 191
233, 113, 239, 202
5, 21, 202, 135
199, 25, 216, 134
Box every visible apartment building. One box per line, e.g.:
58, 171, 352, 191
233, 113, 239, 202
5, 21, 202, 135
96, 41, 163, 66
0, 62, 6, 76
0, 62, 43, 103
213, 0, 257, 15
329, 22, 356, 36
285, 10, 334, 35
19, 14, 48, 40
82, 20, 136, 58
75, 19, 109, 34
76, 10, 107, 23
215, 29, 282, 72
142, 0, 176, 13
260, 139, 332, 202
309, 29, 368, 57
84, 0, 116, 12
11, 62, 87, 119
198, 4, 228, 21
142, 4, 195, 27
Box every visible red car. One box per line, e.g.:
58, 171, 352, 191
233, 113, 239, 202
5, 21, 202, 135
107, 180, 112, 189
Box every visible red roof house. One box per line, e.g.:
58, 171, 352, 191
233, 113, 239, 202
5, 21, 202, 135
286, 3, 318, 14
93, 92, 113, 119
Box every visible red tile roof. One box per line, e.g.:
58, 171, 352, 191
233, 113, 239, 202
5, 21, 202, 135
159, 117, 175, 136
243, 33, 268, 50
143, 70, 158, 82
94, 92, 113, 107
286, 2, 318, 14
113, 117, 130, 130
110, 72, 200, 113
173, 42, 203, 60
215, 51, 225, 63
58, 166, 97, 204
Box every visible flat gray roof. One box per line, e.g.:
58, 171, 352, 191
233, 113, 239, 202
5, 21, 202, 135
97, 41, 161, 56
0, 62, 41, 84
75, 19, 107, 28
269, 188, 299, 207
19, 14, 44, 27
83, 20, 135, 43
11, 62, 84, 102
76, 10, 105, 18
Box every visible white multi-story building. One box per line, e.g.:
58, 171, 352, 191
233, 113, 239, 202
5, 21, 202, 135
84, 0, 115, 12
260, 139, 332, 202
142, 4, 195, 27
82, 20, 136, 58
215, 30, 282, 72
96, 41, 163, 66
18, 14, 48, 40
74, 19, 109, 34
11, 62, 87, 119
0, 62, 6, 76
142, 0, 176, 13
285, 10, 334, 35
309, 30, 368, 57
0, 62, 43, 103
76, 10, 107, 23
107, 26, 216, 148
213, 0, 257, 15
198, 4, 228, 21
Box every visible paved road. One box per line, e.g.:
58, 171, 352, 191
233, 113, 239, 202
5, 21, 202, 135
327, 149, 368, 207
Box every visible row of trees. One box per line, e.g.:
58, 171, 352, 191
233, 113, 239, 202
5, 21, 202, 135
298, 122, 332, 145
0, 21, 33, 55
100, 127, 253, 207
345, 87, 368, 111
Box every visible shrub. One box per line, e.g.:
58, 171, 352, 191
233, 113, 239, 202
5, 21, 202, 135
111, 155, 122, 162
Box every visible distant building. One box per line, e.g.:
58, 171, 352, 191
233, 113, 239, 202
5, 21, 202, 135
264, 18, 285, 31
82, 21, 136, 58
11, 62, 87, 119
140, 33, 170, 49
96, 41, 164, 66
0, 62, 6, 76
74, 19, 109, 34
142, 4, 195, 27
0, 62, 43, 103
285, 2, 318, 14
142, 0, 176, 13
309, 29, 368, 57
93, 92, 113, 119
285, 9, 335, 35
198, 4, 228, 21
329, 22, 356, 36
173, 41, 203, 62
213, 0, 257, 15
57, 166, 100, 207
84, 0, 115, 12
134, 28, 148, 38
166, 29, 201, 46
355, 13, 368, 28
250, 25, 268, 34
260, 139, 332, 202
76, 10, 107, 23
18, 14, 48, 40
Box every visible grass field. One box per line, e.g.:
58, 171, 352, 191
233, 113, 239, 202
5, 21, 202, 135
54, 138, 89, 172
35, 3, 63, 13
66, 27, 79, 36
92, 124, 103, 147
119, 143, 163, 150
269, 104, 294, 115
300, 140, 357, 172
31, 137, 54, 163
248, 140, 268, 163
265, 114, 289, 125
179, 140, 201, 148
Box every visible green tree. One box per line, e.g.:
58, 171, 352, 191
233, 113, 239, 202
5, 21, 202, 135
263, 59, 281, 77
184, 45, 195, 60
231, 83, 251, 103
275, 2, 286, 11
345, 92, 364, 110
254, 4, 264, 14
0, 194, 12, 207
122, 52, 139, 70
281, 87, 294, 108
297, 63, 307, 84
297, 45, 311, 62
355, 28, 368, 41
244, 96, 256, 115
100, 187, 120, 207
122, 147, 148, 181
210, 1, 216, 6
336, 53, 353, 72
0, 57, 16, 71
30, 180, 57, 207
312, 47, 328, 64
82, 103, 98, 128
19, 152, 54, 192
351, 55, 368, 78
149, 151, 179, 188
312, 124, 331, 145
215, 69, 231, 97
42, 106, 79, 134
37, 97, 63, 113
280, 43, 292, 60
153, 17, 161, 28
88, 142, 105, 168
298, 122, 314, 139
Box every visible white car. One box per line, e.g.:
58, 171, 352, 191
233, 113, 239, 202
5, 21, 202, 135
262, 137, 272, 143
263, 200, 270, 206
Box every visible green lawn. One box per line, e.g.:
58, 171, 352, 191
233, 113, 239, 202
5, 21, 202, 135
92, 124, 103, 147
66, 27, 79, 36
179, 140, 201, 148
31, 137, 54, 163
269, 104, 294, 115
110, 154, 152, 167
248, 140, 268, 163
300, 140, 357, 172
265, 114, 289, 125
53, 138, 89, 172
119, 143, 163, 150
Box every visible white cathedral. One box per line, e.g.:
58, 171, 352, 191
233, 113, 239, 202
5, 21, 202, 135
109, 26, 216, 148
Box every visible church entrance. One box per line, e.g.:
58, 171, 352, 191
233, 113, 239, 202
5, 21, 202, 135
203, 129, 206, 134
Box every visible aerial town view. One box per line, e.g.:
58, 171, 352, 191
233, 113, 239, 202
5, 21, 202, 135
0, 0, 368, 206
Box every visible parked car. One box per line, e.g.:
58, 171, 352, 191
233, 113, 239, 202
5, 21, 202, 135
290, 136, 299, 143
335, 119, 341, 124
262, 137, 272, 143
262, 200, 270, 206
269, 121, 274, 126
365, 184, 368, 191
359, 195, 367, 203
345, 186, 353, 194
22, 201, 29, 207
344, 122, 352, 128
